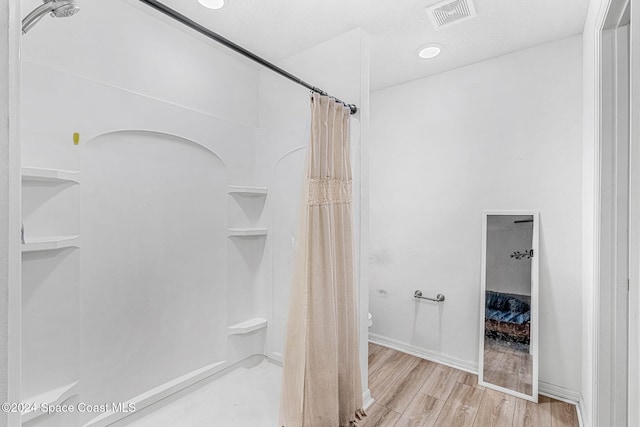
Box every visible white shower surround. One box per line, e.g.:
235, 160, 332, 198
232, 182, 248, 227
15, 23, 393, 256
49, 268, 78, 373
19, 1, 369, 425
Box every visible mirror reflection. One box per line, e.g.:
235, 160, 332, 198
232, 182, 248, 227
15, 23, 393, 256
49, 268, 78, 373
481, 214, 537, 399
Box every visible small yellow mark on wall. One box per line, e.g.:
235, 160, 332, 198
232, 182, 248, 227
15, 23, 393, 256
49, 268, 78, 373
73, 132, 80, 145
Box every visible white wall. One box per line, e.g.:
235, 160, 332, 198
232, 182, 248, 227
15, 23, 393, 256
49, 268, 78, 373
369, 36, 583, 395
486, 216, 533, 296
21, 0, 258, 128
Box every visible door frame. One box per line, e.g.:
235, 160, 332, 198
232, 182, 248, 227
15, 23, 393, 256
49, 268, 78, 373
0, 0, 21, 426
588, 0, 636, 426
598, 2, 630, 425
627, 1, 640, 426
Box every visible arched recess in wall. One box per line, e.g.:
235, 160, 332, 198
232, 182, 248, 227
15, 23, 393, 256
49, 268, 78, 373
78, 129, 228, 417
269, 146, 307, 360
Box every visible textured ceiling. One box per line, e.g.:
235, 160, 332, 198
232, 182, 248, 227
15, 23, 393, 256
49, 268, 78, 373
149, 0, 590, 91
21, 0, 591, 90
34, 0, 585, 91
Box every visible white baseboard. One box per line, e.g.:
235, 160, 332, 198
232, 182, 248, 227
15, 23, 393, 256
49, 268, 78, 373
369, 334, 582, 407
362, 389, 374, 410
369, 333, 478, 373
538, 381, 581, 405
577, 393, 587, 427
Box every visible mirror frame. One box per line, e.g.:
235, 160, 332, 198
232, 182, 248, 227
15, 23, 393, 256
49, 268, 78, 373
478, 210, 539, 402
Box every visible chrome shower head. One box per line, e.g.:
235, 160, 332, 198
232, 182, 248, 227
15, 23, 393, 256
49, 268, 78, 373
50, 1, 80, 18
22, 0, 80, 34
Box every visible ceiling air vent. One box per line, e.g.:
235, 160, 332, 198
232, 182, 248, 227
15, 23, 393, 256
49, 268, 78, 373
426, 0, 477, 30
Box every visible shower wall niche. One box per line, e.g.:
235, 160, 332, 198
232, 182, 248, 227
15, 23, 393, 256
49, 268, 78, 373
21, 168, 80, 427
226, 185, 269, 362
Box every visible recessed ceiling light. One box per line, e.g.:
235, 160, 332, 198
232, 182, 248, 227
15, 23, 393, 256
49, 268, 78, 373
418, 45, 442, 59
198, 0, 225, 9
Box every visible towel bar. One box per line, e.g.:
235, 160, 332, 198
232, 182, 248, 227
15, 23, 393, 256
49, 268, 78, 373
414, 290, 445, 302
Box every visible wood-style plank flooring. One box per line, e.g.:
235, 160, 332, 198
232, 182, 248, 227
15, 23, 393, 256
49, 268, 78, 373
482, 340, 533, 396
361, 343, 579, 427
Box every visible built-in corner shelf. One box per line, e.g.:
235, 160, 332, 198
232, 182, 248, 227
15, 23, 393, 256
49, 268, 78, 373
228, 318, 267, 335
21, 381, 79, 422
227, 185, 268, 196
22, 167, 80, 184
22, 235, 80, 252
227, 228, 268, 237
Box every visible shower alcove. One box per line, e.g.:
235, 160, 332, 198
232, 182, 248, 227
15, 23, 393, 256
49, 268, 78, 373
19, 3, 368, 422
21, 128, 275, 427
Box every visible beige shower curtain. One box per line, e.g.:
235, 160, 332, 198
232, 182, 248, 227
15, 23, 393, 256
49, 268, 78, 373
278, 93, 365, 427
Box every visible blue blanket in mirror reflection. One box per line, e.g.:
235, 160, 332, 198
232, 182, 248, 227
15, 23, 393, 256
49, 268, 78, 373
485, 291, 530, 325
485, 291, 531, 346
486, 308, 530, 324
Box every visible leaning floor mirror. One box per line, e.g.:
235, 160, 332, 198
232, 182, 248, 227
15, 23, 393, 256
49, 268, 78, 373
479, 211, 539, 402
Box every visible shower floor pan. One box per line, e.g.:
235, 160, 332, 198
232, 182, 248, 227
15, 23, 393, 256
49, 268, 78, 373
114, 357, 281, 427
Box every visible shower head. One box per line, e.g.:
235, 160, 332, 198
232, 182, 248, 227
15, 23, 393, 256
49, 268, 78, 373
22, 0, 80, 34
51, 1, 80, 18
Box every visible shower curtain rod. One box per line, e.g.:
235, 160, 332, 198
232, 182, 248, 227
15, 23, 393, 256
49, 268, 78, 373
136, 0, 358, 115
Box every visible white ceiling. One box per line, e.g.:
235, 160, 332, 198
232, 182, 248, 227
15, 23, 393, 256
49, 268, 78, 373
152, 0, 590, 91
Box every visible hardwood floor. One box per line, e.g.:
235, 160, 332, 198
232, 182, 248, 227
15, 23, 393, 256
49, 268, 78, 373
361, 343, 579, 427
482, 339, 533, 396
